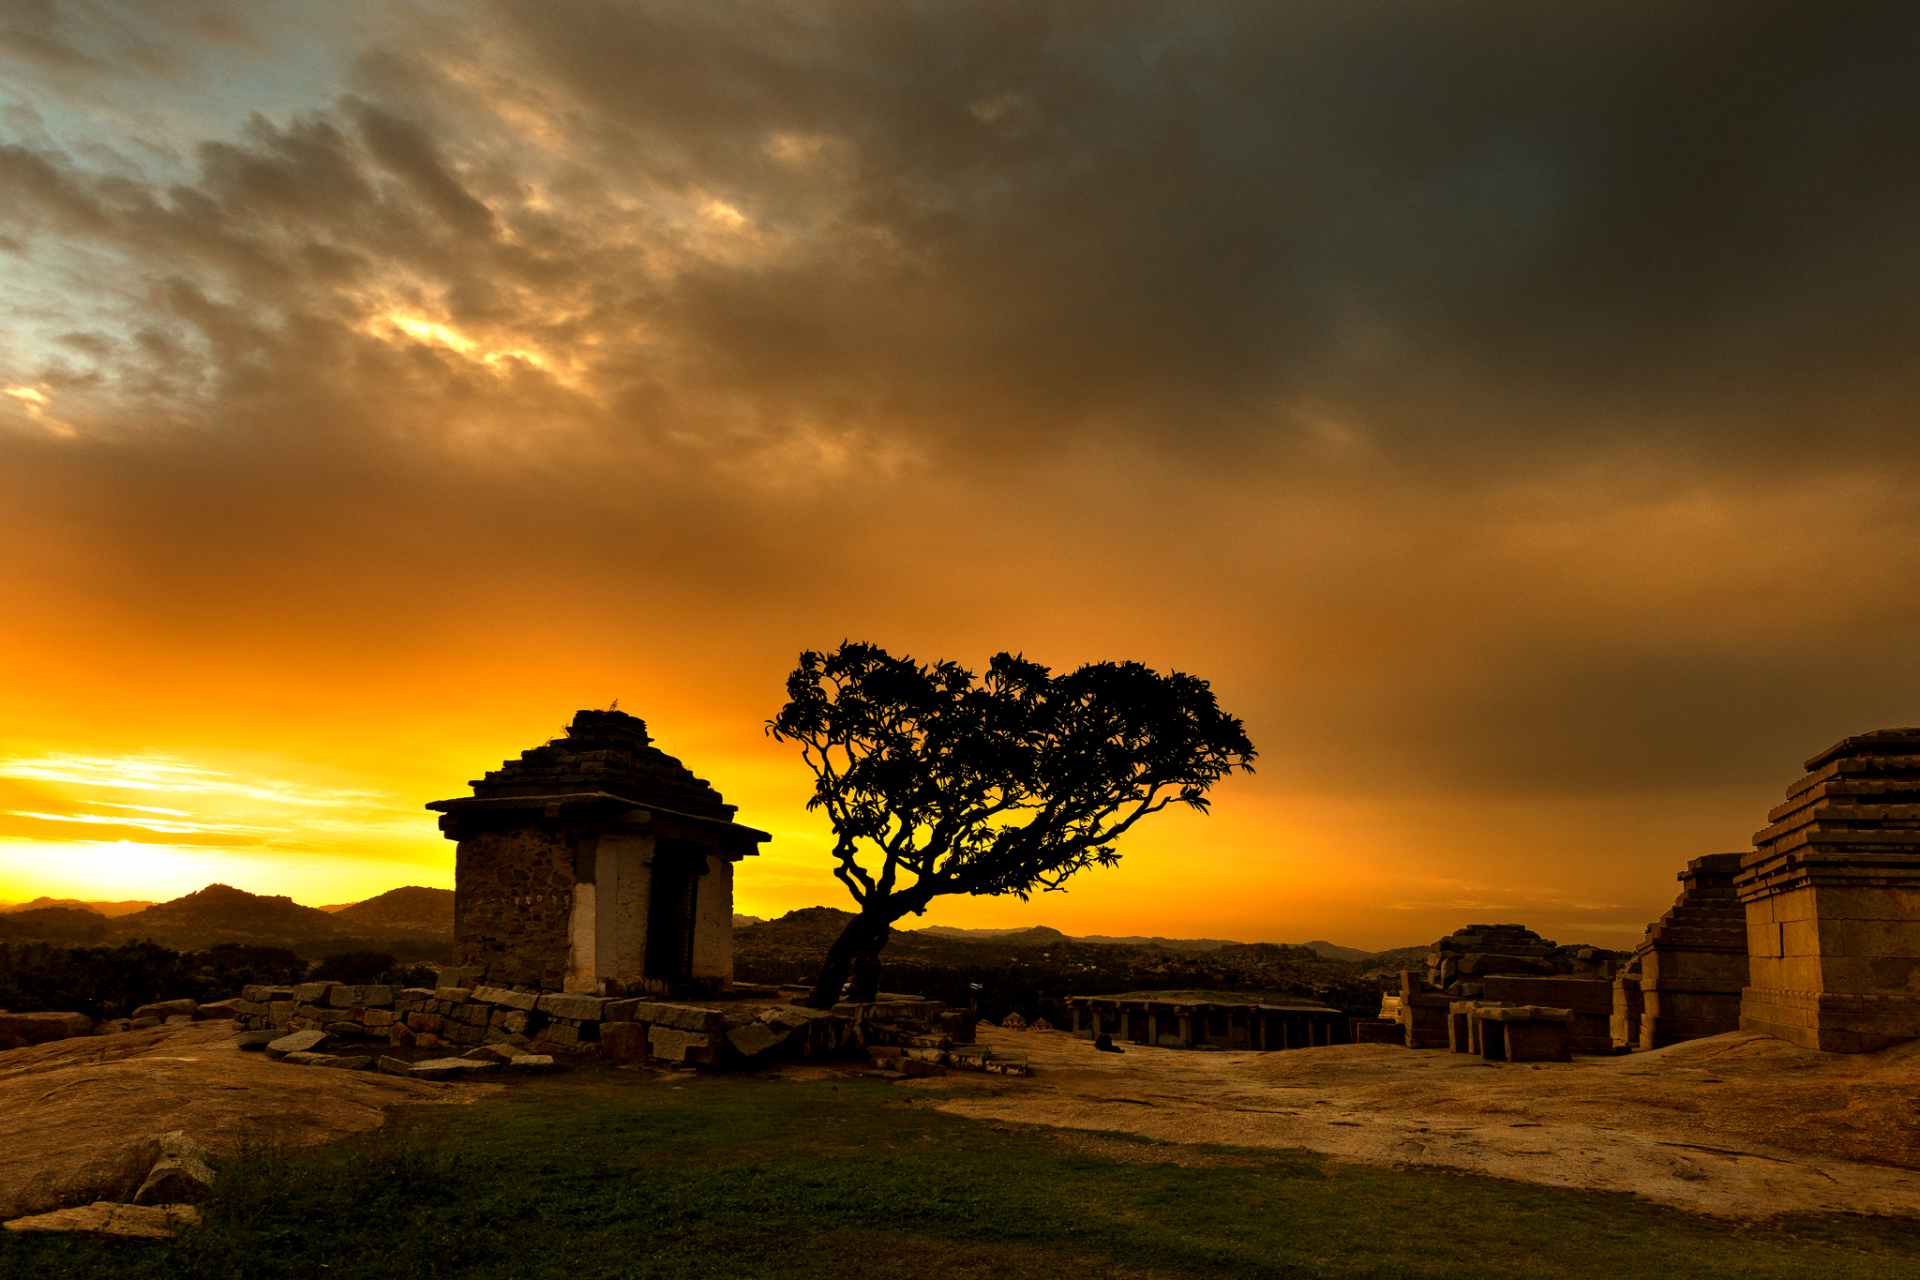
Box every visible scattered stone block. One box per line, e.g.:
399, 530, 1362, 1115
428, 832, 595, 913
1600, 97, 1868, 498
130, 998, 198, 1022
474, 985, 539, 1010
134, 1150, 215, 1205
982, 1055, 1029, 1076
434, 987, 475, 1003
726, 1021, 788, 1060
409, 1057, 499, 1081
196, 999, 242, 1021
535, 993, 607, 1022
293, 982, 334, 1003
649, 1026, 722, 1064
281, 1051, 372, 1069
265, 1029, 329, 1059
505, 1053, 556, 1072
900, 1057, 946, 1077
232, 1030, 278, 1050
377, 1055, 415, 1076
600, 1021, 651, 1063
601, 998, 643, 1023
633, 1002, 727, 1034
3, 1201, 200, 1239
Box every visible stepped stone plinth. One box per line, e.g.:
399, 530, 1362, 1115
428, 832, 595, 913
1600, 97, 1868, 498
1738, 728, 1920, 1053
1634, 853, 1749, 1049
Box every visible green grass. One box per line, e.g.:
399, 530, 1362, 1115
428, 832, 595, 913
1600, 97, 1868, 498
6, 1065, 1919, 1279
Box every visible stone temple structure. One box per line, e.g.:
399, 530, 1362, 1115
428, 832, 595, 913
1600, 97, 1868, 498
428, 710, 767, 995
1739, 728, 1920, 1053
1629, 853, 1749, 1049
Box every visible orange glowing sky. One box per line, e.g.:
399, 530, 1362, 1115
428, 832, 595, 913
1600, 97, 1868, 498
5, 3, 1920, 948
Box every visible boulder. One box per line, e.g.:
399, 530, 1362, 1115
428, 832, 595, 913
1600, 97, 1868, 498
231, 1030, 278, 1050
196, 999, 243, 1021
376, 1055, 415, 1076
3, 1201, 200, 1240
292, 982, 334, 1003
0, 1011, 95, 1045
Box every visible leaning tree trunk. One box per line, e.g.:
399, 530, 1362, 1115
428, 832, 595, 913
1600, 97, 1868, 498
803, 910, 894, 1009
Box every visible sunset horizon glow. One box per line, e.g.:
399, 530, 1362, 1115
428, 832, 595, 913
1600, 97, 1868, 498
5, 3, 1918, 951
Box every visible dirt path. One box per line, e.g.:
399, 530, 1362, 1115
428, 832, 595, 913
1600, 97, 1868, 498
911, 1027, 1920, 1218
0, 1022, 496, 1221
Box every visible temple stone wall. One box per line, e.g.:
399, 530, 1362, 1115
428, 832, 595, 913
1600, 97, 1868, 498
691, 853, 734, 983
1738, 728, 1920, 1053
432, 709, 766, 996
453, 827, 576, 989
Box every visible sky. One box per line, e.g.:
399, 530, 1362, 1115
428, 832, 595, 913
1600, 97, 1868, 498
4, 1, 1920, 948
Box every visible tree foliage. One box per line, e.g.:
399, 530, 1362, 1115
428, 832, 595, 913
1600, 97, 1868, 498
768, 642, 1256, 1005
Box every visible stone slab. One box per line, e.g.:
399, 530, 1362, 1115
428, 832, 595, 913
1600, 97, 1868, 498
3, 1201, 201, 1239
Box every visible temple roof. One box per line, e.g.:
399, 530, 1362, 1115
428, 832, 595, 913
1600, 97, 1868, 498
438, 709, 739, 822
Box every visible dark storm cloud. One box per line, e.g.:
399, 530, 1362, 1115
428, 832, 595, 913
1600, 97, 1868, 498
5, 0, 1920, 818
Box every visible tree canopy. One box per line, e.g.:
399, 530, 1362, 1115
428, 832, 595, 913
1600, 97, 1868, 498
767, 642, 1256, 1006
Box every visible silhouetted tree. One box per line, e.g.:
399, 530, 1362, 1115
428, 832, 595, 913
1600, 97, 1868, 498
768, 643, 1256, 1007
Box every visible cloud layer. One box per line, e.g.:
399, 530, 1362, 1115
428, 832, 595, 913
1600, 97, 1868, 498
5, 1, 1920, 940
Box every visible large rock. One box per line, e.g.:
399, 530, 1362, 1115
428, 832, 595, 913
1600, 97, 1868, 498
3, 1201, 201, 1239
0, 1011, 94, 1045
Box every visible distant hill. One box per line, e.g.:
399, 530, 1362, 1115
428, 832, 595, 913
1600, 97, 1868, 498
915, 924, 1241, 951
0, 897, 155, 917
110, 883, 342, 948
1302, 940, 1374, 962
0, 906, 111, 943
328, 886, 453, 934
732, 913, 765, 928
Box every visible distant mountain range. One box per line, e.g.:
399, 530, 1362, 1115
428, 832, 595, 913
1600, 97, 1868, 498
0, 897, 155, 917
914, 924, 1413, 960
0, 883, 455, 957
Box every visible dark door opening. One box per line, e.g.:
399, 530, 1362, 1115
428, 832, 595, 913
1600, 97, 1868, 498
645, 840, 707, 981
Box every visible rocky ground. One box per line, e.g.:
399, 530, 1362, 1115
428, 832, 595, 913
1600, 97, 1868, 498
6, 1015, 1916, 1228
907, 1025, 1920, 1218
0, 1020, 495, 1222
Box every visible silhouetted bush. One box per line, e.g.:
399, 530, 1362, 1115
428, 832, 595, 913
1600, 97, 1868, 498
0, 940, 203, 1019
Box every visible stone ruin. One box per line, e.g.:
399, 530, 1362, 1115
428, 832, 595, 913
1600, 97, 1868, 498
1065, 995, 1347, 1050
427, 708, 769, 996
1616, 853, 1748, 1050
1390, 924, 1620, 1054
1738, 728, 1920, 1053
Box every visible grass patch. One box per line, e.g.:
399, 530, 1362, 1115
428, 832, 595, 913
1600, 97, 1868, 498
6, 1066, 1919, 1279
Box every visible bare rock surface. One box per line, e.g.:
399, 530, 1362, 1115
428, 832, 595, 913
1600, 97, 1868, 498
916, 1027, 1920, 1218
0, 1021, 496, 1221
4, 1201, 201, 1239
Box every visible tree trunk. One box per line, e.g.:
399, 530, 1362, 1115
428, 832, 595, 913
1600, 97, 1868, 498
803, 909, 894, 1009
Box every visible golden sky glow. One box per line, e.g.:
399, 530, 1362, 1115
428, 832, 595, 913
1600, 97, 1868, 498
5, 3, 1920, 947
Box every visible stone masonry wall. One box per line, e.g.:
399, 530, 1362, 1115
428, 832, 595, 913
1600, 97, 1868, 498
455, 828, 577, 990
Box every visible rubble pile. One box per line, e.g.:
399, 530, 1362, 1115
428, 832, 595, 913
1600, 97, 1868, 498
839, 999, 1023, 1076
1425, 924, 1619, 995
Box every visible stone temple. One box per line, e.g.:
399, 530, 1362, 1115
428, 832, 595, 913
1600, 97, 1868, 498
427, 710, 767, 995
1739, 727, 1920, 1052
